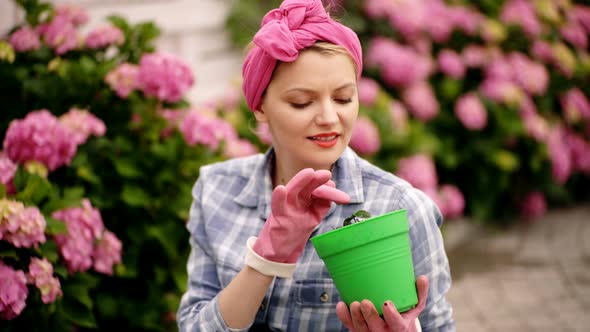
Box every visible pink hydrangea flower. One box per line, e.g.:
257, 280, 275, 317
508, 53, 549, 96
396, 154, 438, 190
560, 22, 588, 50
0, 262, 28, 320
0, 155, 17, 195
479, 78, 523, 105
567, 132, 590, 174
500, 0, 542, 38
223, 139, 258, 159
438, 49, 465, 79
0, 206, 46, 248
3, 110, 78, 171
454, 93, 487, 130
402, 82, 439, 122
521, 104, 549, 143
105, 63, 139, 99
0, 199, 24, 241
27, 258, 62, 304
55, 4, 89, 26
137, 52, 194, 103
447, 5, 483, 36
385, 1, 427, 40
531, 40, 554, 63
85, 25, 125, 49
366, 38, 432, 88
389, 101, 408, 133
358, 77, 379, 106
37, 15, 78, 55
59, 108, 106, 145
547, 126, 573, 184
560, 87, 590, 123
8, 27, 40, 52
519, 191, 547, 221
52, 199, 105, 273
93, 230, 122, 275
363, 0, 393, 19
256, 122, 273, 145
179, 109, 237, 150
438, 184, 465, 219
571, 5, 590, 33
158, 108, 186, 138
423, 2, 454, 43
66, 111, 102, 136
462, 44, 490, 68
349, 116, 381, 155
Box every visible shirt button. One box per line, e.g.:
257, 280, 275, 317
319, 292, 329, 302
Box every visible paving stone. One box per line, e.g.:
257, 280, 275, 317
445, 205, 590, 331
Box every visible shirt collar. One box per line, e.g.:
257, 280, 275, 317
234, 146, 365, 219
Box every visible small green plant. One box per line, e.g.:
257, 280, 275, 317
342, 209, 371, 227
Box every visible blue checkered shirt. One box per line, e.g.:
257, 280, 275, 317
177, 147, 455, 331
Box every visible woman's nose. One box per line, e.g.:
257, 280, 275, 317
315, 100, 338, 126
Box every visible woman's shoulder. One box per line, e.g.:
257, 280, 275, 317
355, 155, 410, 189
199, 153, 266, 180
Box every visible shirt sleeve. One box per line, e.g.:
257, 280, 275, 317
176, 178, 251, 332
405, 188, 456, 332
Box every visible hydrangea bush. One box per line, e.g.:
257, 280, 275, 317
1, 0, 258, 330
226, 0, 590, 222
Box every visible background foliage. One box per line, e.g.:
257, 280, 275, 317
226, 0, 590, 223
0, 0, 260, 330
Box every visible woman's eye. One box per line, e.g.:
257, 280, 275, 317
290, 102, 312, 109
335, 98, 352, 104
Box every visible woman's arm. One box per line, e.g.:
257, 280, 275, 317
218, 265, 273, 329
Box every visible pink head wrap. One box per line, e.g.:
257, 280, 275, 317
242, 0, 363, 111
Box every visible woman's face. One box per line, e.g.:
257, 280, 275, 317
255, 50, 358, 171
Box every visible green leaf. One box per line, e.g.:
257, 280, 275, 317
45, 217, 68, 235
62, 297, 97, 328
14, 170, 52, 205
121, 185, 150, 207
113, 158, 142, 178
37, 240, 59, 263
491, 150, 520, 172
76, 165, 100, 184
0, 248, 18, 259
353, 210, 371, 218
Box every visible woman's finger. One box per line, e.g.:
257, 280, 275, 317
360, 300, 388, 331
350, 301, 371, 332
381, 300, 406, 331
336, 301, 354, 330
402, 275, 429, 319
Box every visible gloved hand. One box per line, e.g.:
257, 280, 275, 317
246, 168, 350, 277
336, 275, 429, 332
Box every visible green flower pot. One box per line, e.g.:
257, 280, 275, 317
311, 209, 417, 314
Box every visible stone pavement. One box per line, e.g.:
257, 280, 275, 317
442, 205, 590, 332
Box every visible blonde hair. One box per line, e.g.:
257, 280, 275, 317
243, 41, 358, 76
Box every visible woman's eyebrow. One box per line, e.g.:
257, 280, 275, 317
335, 83, 356, 91
284, 82, 356, 94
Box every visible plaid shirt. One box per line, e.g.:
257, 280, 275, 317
177, 147, 455, 332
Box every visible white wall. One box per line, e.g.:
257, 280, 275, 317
1, 0, 244, 104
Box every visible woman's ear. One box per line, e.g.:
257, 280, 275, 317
253, 106, 268, 122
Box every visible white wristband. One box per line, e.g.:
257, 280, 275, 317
244, 236, 297, 278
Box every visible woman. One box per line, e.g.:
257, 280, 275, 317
177, 0, 454, 331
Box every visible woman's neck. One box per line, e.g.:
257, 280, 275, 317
270, 151, 334, 187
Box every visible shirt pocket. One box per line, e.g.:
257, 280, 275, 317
290, 279, 346, 331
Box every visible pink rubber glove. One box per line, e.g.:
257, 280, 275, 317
252, 168, 350, 264
336, 276, 429, 332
